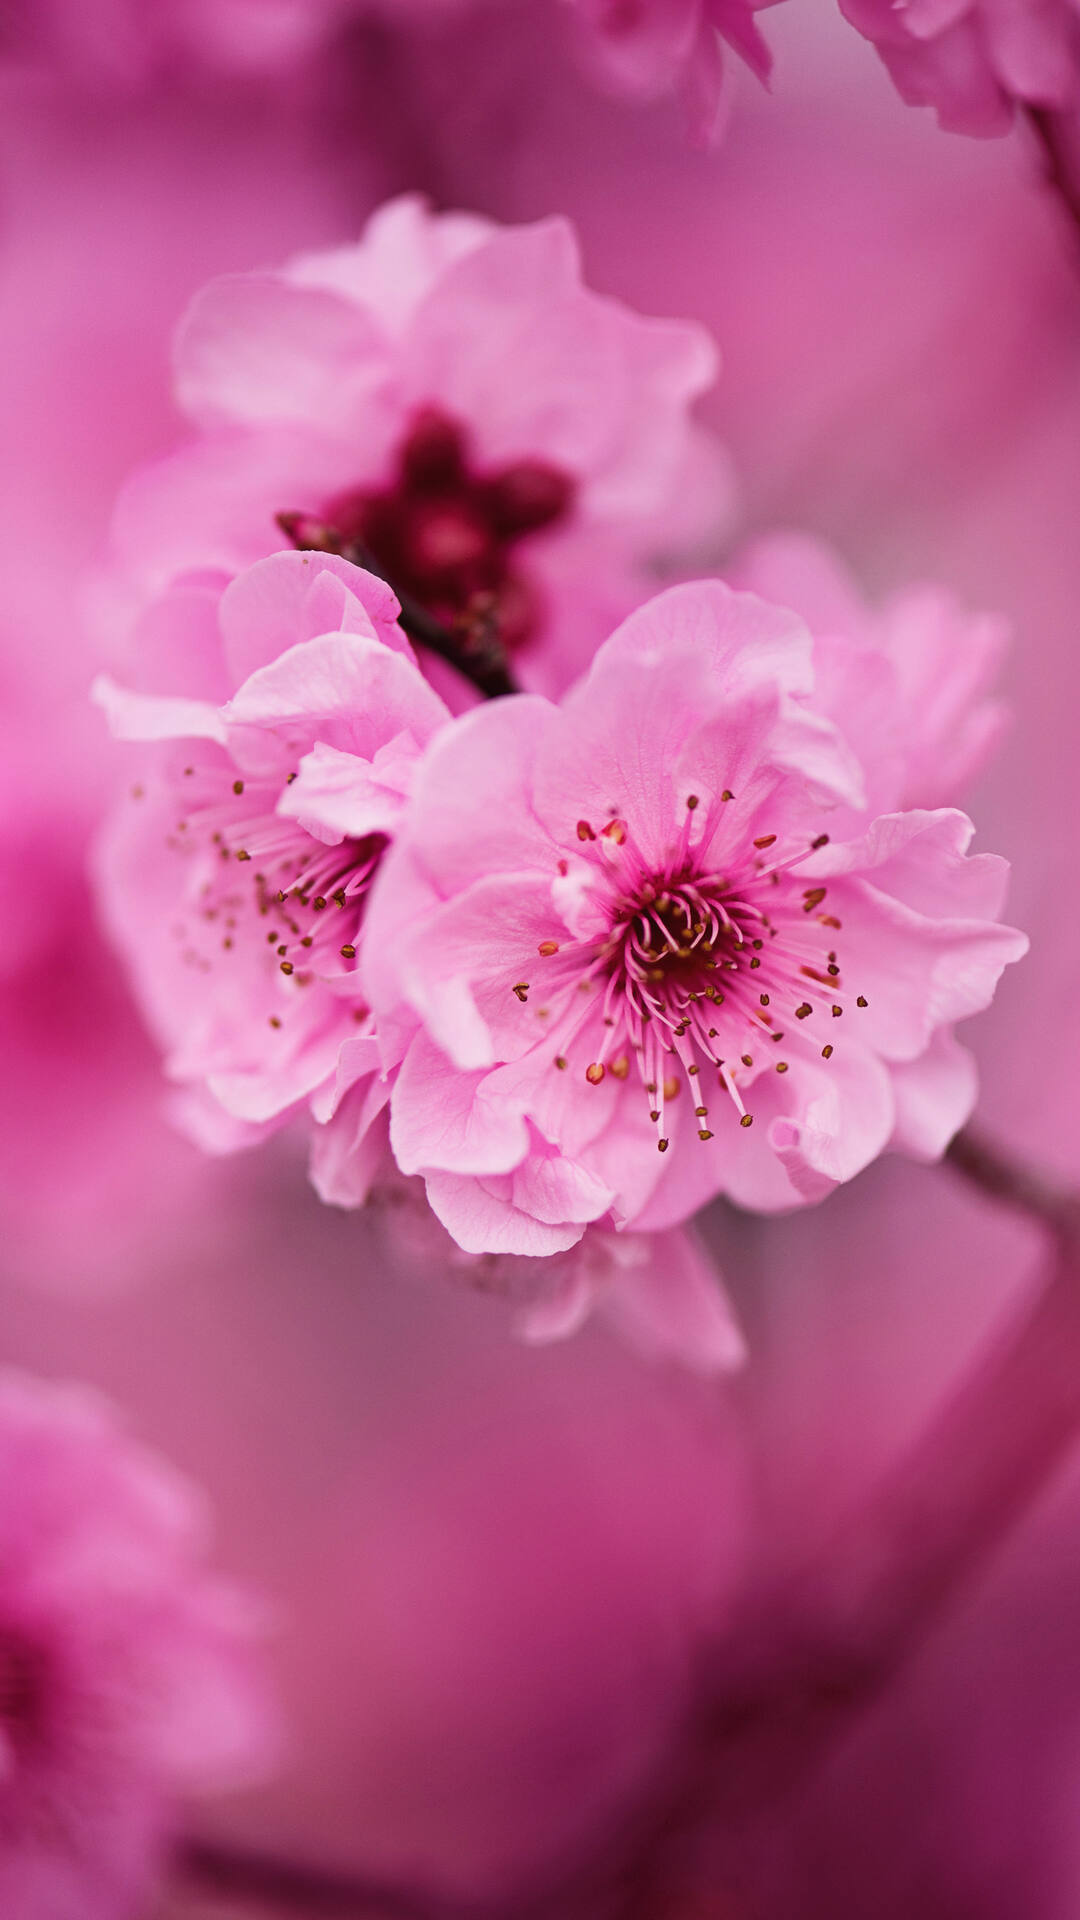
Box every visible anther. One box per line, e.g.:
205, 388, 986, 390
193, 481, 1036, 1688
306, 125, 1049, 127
695, 1105, 708, 1117
802, 887, 827, 912
236, 850, 251, 862
698, 1129, 713, 1141
741, 1054, 753, 1067
538, 940, 560, 956
340, 944, 357, 959
602, 819, 626, 843
759, 993, 770, 1006
268, 1016, 281, 1028
739, 1113, 754, 1128
721, 789, 734, 802
555, 1056, 568, 1070
776, 1061, 789, 1073
512, 982, 530, 1003
753, 834, 776, 849
831, 1005, 843, 1017
796, 1003, 812, 1019
313, 896, 327, 911
658, 1138, 670, 1153
577, 820, 595, 841
280, 960, 294, 975
585, 1063, 605, 1084
611, 1056, 630, 1079
857, 995, 868, 1008
233, 780, 244, 795
663, 1075, 680, 1100
686, 795, 699, 811
821, 1044, 833, 1059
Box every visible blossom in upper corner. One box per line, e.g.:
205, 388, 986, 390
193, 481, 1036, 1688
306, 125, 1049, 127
568, 0, 781, 141
94, 548, 450, 1201
102, 194, 733, 702
729, 531, 1009, 815
838, 0, 1080, 133
0, 1369, 276, 1920
362, 578, 1027, 1257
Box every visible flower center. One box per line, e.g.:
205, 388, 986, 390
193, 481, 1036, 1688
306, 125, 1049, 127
162, 767, 379, 1024
294, 408, 575, 652
524, 800, 867, 1151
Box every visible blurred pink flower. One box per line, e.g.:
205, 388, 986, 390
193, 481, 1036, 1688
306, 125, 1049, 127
364, 579, 1025, 1256
0, 1369, 276, 1919
103, 193, 733, 700
729, 531, 1009, 816
568, 0, 778, 140
0, 0, 366, 87
839, 0, 1080, 131
381, 1189, 747, 1370
95, 549, 448, 1204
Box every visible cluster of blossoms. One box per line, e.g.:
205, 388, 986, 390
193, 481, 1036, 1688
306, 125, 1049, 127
0, 1372, 275, 1917
10, 0, 1080, 148
8, 0, 1079, 145
95, 198, 1024, 1352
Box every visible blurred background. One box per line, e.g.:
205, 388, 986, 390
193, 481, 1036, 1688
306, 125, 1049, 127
2, 1, 1079, 1913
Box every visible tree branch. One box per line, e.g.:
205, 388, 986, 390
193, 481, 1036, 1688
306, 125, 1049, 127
276, 512, 520, 701
172, 1127, 1080, 1915
1026, 105, 1080, 247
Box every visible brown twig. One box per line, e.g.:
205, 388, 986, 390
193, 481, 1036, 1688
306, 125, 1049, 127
1026, 105, 1080, 247
173, 1128, 1080, 1915
275, 511, 519, 701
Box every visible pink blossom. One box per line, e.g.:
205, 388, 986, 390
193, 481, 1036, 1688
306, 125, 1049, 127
568, 0, 780, 141
838, 0, 1080, 132
0, 0, 370, 88
729, 531, 1009, 816
377, 1185, 747, 1370
0, 1369, 276, 1919
363, 578, 1026, 1257
103, 194, 732, 701
95, 548, 449, 1198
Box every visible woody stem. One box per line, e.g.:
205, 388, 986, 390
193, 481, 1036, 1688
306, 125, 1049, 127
275, 511, 520, 700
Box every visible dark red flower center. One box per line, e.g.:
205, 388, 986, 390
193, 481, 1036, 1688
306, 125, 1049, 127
319, 408, 575, 652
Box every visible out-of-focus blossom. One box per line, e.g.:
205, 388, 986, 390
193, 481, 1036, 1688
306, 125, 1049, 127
838, 0, 1080, 132
0, 0, 363, 88
365, 579, 1025, 1256
381, 1192, 747, 1369
730, 531, 1009, 814
567, 0, 779, 141
103, 194, 733, 700
95, 550, 448, 1204
0, 1369, 276, 1920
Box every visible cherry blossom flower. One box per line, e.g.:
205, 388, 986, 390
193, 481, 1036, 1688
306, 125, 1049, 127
0, 0, 369, 87
0, 1369, 276, 1920
363, 579, 1026, 1257
102, 194, 732, 701
568, 0, 780, 141
729, 531, 1009, 816
376, 1184, 747, 1371
94, 548, 449, 1200
838, 0, 1080, 133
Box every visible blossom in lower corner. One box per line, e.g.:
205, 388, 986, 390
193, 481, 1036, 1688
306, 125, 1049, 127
94, 548, 449, 1200
102, 193, 732, 702
362, 578, 1027, 1256
0, 1370, 277, 1920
